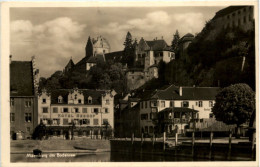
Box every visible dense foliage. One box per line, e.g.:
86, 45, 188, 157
212, 83, 255, 136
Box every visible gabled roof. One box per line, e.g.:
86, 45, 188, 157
144, 85, 219, 101
10, 61, 34, 96
50, 89, 107, 105
146, 39, 170, 51
66, 59, 74, 68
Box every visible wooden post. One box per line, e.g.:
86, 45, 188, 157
141, 133, 144, 145
210, 131, 213, 148
163, 132, 166, 151
192, 131, 195, 156
152, 134, 155, 147
228, 130, 232, 160
209, 131, 213, 159
131, 133, 134, 145
175, 133, 178, 146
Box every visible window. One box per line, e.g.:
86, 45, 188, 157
42, 118, 48, 125
170, 101, 173, 107
93, 108, 99, 114
141, 102, 144, 109
198, 101, 203, 107
141, 114, 148, 120
238, 10, 241, 14
10, 113, 15, 122
244, 16, 246, 23
74, 108, 79, 113
88, 97, 92, 104
63, 119, 68, 125
10, 98, 14, 107
145, 126, 148, 133
106, 99, 110, 105
82, 119, 90, 125
232, 13, 236, 17
25, 113, 32, 123
74, 94, 77, 100
42, 107, 48, 113
25, 101, 31, 107
83, 108, 88, 113
145, 101, 147, 108
209, 101, 214, 107
151, 101, 157, 107
42, 99, 46, 103
103, 119, 109, 125
132, 76, 134, 79
26, 127, 30, 133
249, 15, 252, 21
52, 119, 60, 125
151, 108, 157, 113
78, 99, 82, 104
74, 119, 79, 125
58, 96, 63, 103
105, 108, 109, 113
182, 101, 189, 107
209, 113, 214, 118
238, 19, 241, 25
93, 119, 99, 125
53, 107, 58, 113
149, 126, 154, 133
63, 108, 68, 113
161, 101, 165, 107
227, 15, 230, 19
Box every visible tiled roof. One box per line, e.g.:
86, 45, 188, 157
50, 89, 106, 105
213, 6, 248, 20
160, 107, 199, 113
146, 40, 171, 51
105, 51, 124, 62
10, 61, 34, 96
145, 85, 219, 100
86, 54, 105, 63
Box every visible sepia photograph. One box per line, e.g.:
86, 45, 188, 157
1, 1, 258, 166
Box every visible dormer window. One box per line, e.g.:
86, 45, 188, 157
78, 99, 82, 104
58, 96, 63, 103
74, 94, 77, 100
42, 98, 46, 104
88, 96, 92, 104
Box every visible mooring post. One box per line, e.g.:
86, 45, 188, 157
163, 132, 166, 151
192, 131, 195, 156
152, 133, 155, 147
209, 131, 213, 159
131, 133, 134, 145
228, 130, 232, 160
175, 133, 178, 146
141, 133, 144, 145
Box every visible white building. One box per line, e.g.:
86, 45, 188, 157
139, 85, 219, 135
38, 88, 116, 137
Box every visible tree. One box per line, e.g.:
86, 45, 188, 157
122, 31, 135, 67
212, 83, 255, 137
171, 30, 180, 52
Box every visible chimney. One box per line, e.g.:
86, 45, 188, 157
179, 87, 182, 96
9, 55, 12, 64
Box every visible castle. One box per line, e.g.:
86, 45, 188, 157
64, 34, 194, 90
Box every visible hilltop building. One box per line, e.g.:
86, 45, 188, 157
64, 35, 111, 73
10, 56, 39, 139
126, 37, 175, 90
212, 6, 254, 31
37, 87, 116, 138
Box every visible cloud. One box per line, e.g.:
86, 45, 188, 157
10, 17, 86, 77
98, 11, 205, 51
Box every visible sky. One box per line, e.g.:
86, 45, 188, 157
10, 6, 226, 77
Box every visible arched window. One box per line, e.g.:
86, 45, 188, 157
88, 96, 92, 104
58, 96, 63, 103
